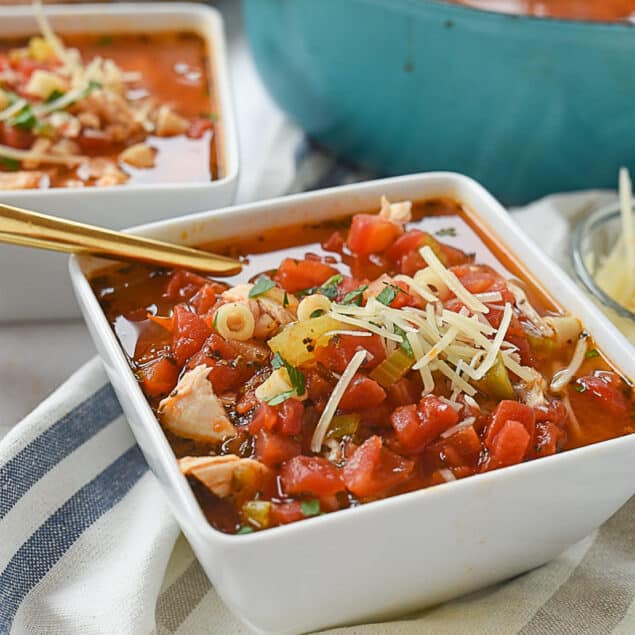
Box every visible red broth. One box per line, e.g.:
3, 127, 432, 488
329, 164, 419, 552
449, 0, 635, 21
90, 197, 635, 534
0, 31, 220, 189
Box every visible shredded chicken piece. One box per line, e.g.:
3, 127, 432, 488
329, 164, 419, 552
516, 367, 548, 408
178, 455, 269, 499
119, 142, 156, 168
0, 171, 44, 190
154, 104, 189, 137
379, 195, 412, 225
158, 365, 236, 443
221, 283, 296, 338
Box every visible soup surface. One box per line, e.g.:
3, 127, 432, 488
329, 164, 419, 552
91, 197, 635, 535
449, 0, 635, 21
0, 27, 219, 190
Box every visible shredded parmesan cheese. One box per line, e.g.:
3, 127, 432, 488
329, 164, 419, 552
550, 333, 589, 393
310, 349, 367, 452
0, 143, 84, 165
0, 98, 28, 122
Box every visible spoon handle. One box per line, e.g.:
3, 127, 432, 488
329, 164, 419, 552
0, 203, 242, 275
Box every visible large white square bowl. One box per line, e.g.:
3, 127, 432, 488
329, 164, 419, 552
0, 3, 238, 321
69, 173, 635, 634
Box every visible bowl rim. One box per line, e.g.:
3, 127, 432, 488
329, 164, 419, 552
429, 0, 635, 28
571, 204, 635, 322
0, 2, 239, 196
69, 171, 635, 547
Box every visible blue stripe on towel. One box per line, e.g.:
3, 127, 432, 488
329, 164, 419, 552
0, 384, 122, 520
0, 445, 148, 632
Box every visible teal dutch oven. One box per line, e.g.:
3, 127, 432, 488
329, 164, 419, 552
243, 0, 635, 204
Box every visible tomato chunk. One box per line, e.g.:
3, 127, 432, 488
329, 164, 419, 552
347, 214, 402, 256
342, 436, 414, 498
575, 372, 629, 418
314, 333, 386, 372
172, 305, 211, 365
254, 429, 301, 467
280, 456, 345, 497
165, 270, 210, 301
137, 357, 178, 398
270, 501, 305, 525
391, 395, 459, 454
486, 420, 531, 469
273, 258, 339, 293
485, 400, 535, 450
339, 374, 386, 411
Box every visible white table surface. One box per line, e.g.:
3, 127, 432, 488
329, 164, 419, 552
0, 1, 286, 438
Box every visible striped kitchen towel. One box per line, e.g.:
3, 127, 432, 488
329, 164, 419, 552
1, 139, 633, 634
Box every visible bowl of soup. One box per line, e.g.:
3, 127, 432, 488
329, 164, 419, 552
243, 0, 635, 205
70, 172, 635, 633
0, 2, 238, 320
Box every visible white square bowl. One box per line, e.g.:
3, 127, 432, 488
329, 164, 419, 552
69, 173, 635, 634
0, 3, 239, 321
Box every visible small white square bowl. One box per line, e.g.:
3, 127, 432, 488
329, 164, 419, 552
70, 173, 635, 635
0, 3, 239, 321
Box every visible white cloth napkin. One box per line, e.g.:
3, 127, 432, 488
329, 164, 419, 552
1, 127, 634, 634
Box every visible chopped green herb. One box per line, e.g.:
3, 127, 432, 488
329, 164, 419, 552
11, 105, 37, 130
310, 309, 326, 318
342, 284, 368, 306
283, 291, 289, 308
271, 352, 306, 398
393, 325, 414, 357
236, 525, 254, 535
88, 79, 102, 91
45, 89, 64, 104
298, 273, 344, 301
300, 499, 321, 517
266, 390, 295, 406
321, 273, 343, 288
34, 121, 55, 138
96, 35, 114, 46
376, 284, 398, 306
585, 348, 600, 359
435, 227, 457, 237
0, 156, 20, 172
573, 384, 586, 393
212, 311, 219, 330
249, 275, 276, 298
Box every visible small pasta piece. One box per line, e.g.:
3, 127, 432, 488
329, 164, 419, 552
545, 315, 582, 346
215, 302, 256, 341
297, 293, 332, 322
413, 267, 450, 299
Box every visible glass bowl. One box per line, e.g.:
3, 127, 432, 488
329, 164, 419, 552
571, 204, 635, 340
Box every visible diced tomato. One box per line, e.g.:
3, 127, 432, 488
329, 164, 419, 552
385, 229, 427, 263
347, 214, 402, 256
270, 501, 305, 525
532, 421, 562, 458
339, 374, 386, 410
575, 372, 629, 418
314, 333, 386, 372
322, 231, 345, 253
11, 57, 50, 77
171, 305, 211, 365
334, 275, 366, 302
342, 436, 414, 498
273, 257, 339, 293
278, 399, 305, 436
190, 283, 224, 314
187, 118, 213, 139
137, 357, 179, 398
433, 425, 482, 469
485, 400, 535, 451
76, 128, 115, 155
164, 270, 210, 301
438, 243, 472, 267
387, 377, 421, 407
280, 456, 345, 497
0, 123, 34, 150
305, 370, 334, 404
486, 420, 531, 470
391, 395, 459, 454
398, 250, 427, 277
249, 403, 279, 434
254, 429, 301, 467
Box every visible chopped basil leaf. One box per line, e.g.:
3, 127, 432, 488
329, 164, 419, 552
300, 499, 321, 517
283, 291, 289, 307
0, 156, 20, 171
297, 273, 343, 301
249, 275, 276, 298
393, 325, 414, 357
376, 284, 398, 306
266, 390, 295, 406
585, 348, 600, 359
236, 525, 254, 535
45, 89, 64, 104
271, 352, 306, 397
321, 273, 343, 288
435, 227, 457, 237
342, 284, 368, 306
11, 105, 37, 130
573, 383, 586, 393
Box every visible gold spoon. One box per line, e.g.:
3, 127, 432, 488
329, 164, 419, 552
0, 202, 242, 275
